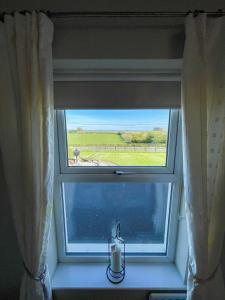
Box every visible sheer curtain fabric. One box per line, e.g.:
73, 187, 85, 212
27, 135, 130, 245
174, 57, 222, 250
182, 14, 225, 300
0, 12, 54, 300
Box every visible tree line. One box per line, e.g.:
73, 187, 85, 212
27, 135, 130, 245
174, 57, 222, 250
120, 131, 167, 144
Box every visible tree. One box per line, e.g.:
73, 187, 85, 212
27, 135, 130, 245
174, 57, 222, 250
151, 131, 167, 144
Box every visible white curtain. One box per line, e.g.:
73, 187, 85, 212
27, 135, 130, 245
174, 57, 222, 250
182, 14, 225, 300
0, 12, 54, 300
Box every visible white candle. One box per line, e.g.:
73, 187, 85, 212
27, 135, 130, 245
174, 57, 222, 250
111, 243, 122, 273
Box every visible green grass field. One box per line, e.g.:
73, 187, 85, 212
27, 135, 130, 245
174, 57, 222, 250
79, 151, 166, 166
67, 131, 166, 166
67, 132, 124, 145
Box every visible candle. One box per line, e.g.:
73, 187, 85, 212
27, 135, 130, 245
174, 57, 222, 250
111, 243, 122, 273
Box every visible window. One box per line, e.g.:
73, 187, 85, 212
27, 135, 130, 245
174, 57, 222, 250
55, 108, 181, 260
54, 60, 182, 262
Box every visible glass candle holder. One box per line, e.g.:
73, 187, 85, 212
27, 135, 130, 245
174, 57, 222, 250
106, 223, 125, 284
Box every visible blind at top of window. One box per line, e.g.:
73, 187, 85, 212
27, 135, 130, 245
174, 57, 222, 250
54, 81, 180, 109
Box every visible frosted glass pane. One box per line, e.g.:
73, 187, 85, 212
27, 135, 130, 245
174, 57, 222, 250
63, 182, 170, 253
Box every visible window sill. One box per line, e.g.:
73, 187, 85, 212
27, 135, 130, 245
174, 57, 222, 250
52, 262, 186, 290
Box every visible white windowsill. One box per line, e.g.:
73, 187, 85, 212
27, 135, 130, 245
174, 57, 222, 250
52, 262, 186, 290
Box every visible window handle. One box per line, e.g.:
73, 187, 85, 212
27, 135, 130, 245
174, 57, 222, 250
114, 170, 136, 176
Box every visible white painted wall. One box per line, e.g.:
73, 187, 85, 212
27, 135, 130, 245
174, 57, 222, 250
53, 22, 184, 59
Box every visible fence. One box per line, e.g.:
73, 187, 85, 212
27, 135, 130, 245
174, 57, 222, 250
72, 145, 166, 152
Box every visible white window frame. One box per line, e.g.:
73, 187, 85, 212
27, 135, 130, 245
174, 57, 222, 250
57, 109, 178, 175
53, 59, 183, 263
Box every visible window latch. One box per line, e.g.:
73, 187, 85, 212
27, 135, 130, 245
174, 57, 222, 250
114, 170, 135, 176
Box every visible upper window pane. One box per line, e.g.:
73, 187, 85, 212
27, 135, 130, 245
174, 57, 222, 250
65, 109, 170, 167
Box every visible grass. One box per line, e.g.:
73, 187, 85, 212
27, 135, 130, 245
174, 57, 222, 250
67, 131, 167, 166
68, 132, 124, 146
68, 149, 166, 166
80, 151, 166, 166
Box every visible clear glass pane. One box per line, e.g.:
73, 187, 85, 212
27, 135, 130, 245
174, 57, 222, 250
63, 182, 171, 254
65, 109, 170, 167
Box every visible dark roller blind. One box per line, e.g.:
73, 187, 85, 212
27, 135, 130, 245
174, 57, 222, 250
54, 81, 180, 109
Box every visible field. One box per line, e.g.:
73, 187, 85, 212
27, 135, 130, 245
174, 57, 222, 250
68, 132, 124, 145
67, 131, 167, 166
79, 151, 166, 166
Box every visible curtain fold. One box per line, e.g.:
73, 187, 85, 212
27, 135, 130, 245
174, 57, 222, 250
0, 12, 54, 300
182, 14, 225, 300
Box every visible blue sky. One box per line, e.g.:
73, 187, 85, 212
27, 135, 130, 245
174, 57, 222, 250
66, 109, 169, 131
